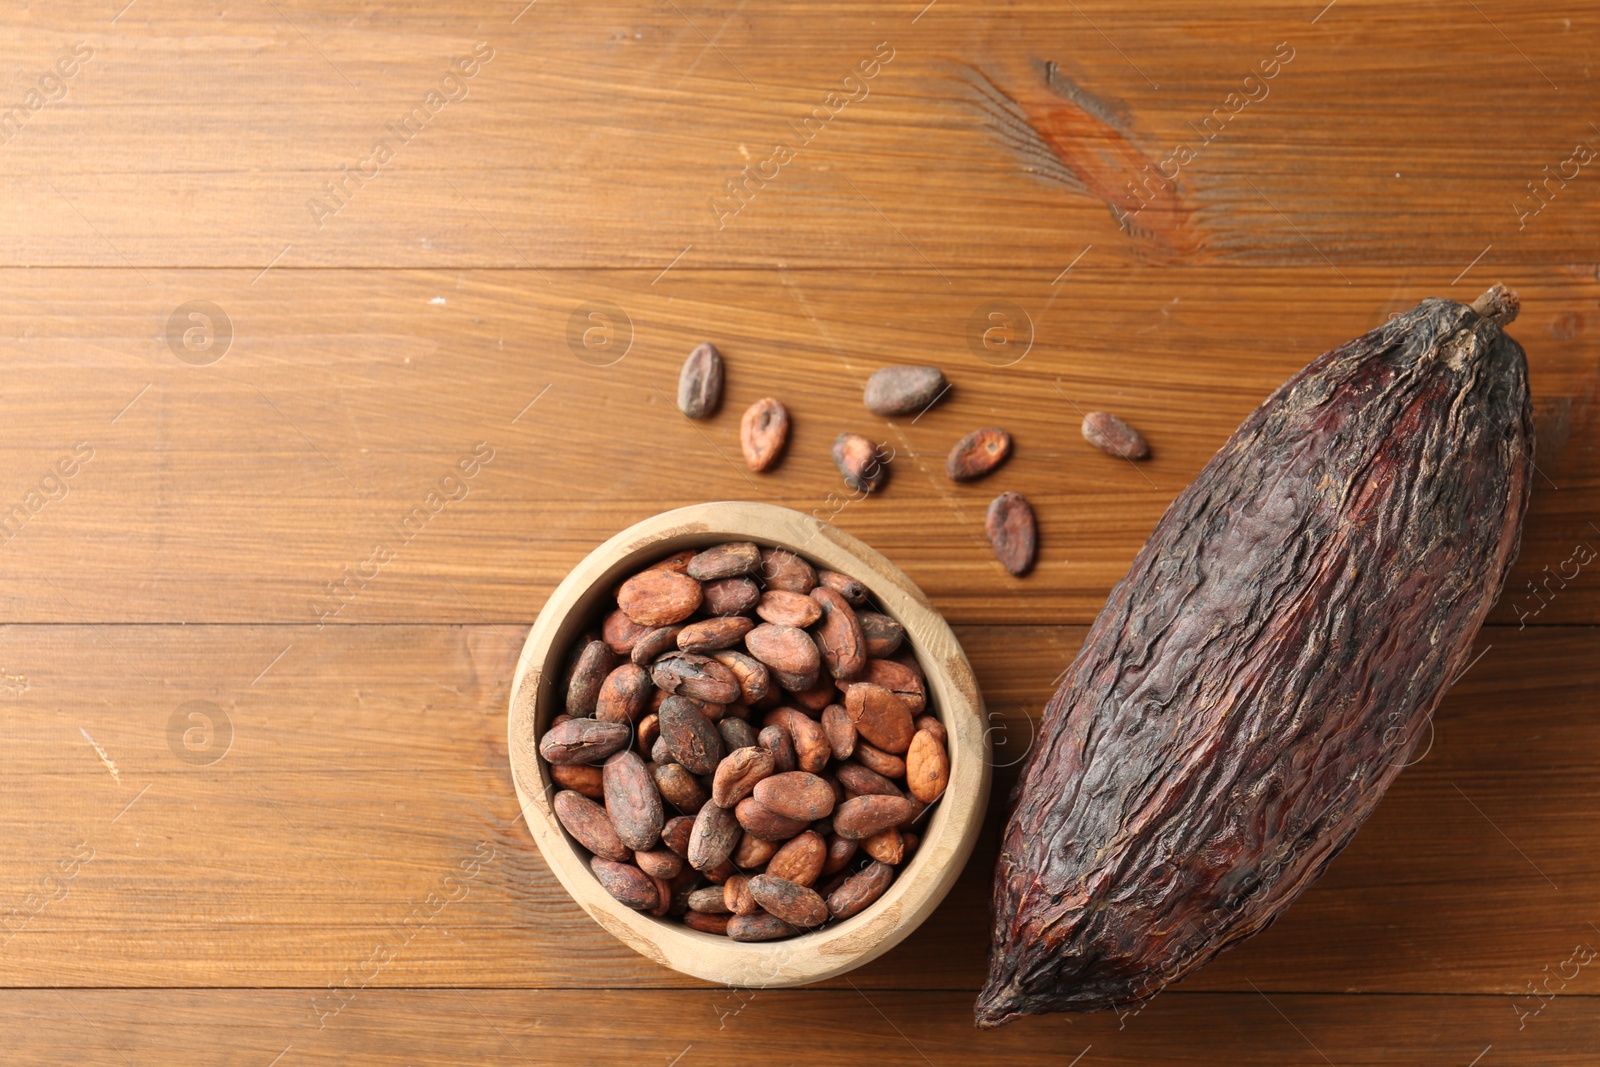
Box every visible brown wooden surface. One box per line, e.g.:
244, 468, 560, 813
4, 1, 1599, 1063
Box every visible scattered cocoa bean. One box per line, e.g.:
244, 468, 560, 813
717, 716, 758, 751
789, 675, 838, 712
912, 714, 945, 746
947, 427, 1012, 481
678, 342, 723, 419
832, 432, 889, 493
1081, 410, 1149, 459
740, 397, 790, 472
708, 648, 770, 705
863, 365, 947, 417
986, 491, 1037, 577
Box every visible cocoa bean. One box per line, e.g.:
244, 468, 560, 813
735, 797, 811, 841
660, 815, 695, 858
860, 658, 926, 715
833, 795, 914, 840
823, 835, 859, 876
685, 911, 732, 935
832, 432, 889, 493
658, 695, 726, 775
711, 746, 775, 808
603, 751, 663, 851
676, 616, 756, 654
905, 728, 950, 802
553, 790, 631, 861
550, 762, 605, 799
827, 860, 895, 919
702, 577, 761, 616
718, 716, 758, 751
862, 826, 904, 864
595, 663, 652, 723
617, 569, 703, 627
845, 682, 915, 754
652, 761, 710, 814
732, 830, 780, 869
755, 589, 822, 628
637, 713, 661, 753
708, 648, 770, 705
853, 741, 907, 779
636, 848, 684, 879
758, 548, 817, 593
740, 397, 789, 472
912, 714, 946, 746
788, 675, 838, 712
821, 704, 857, 761
863, 365, 947, 416
811, 586, 867, 681
630, 625, 685, 667
650, 735, 673, 766
678, 342, 724, 419
753, 771, 836, 821
591, 857, 659, 911
602, 608, 651, 655
727, 913, 798, 942
836, 761, 902, 798
787, 714, 831, 774
744, 623, 821, 690
647, 549, 696, 575
724, 873, 758, 916
539, 718, 632, 765
816, 569, 870, 605
566, 639, 616, 717
1080, 410, 1149, 459
767, 831, 827, 887
857, 612, 904, 658
758, 724, 797, 773
946, 427, 1012, 481
687, 800, 740, 872
651, 654, 741, 704
748, 874, 829, 928
687, 541, 761, 581
704, 859, 738, 884
687, 885, 732, 914
986, 491, 1037, 577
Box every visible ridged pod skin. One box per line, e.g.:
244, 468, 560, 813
976, 288, 1533, 1027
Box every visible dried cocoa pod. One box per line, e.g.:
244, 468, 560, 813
946, 427, 1012, 481
732, 830, 780, 869
718, 716, 759, 752
727, 912, 798, 942
816, 569, 869, 605
852, 740, 906, 779
550, 762, 605, 799
756, 589, 823, 628
978, 286, 1533, 1028
748, 876, 830, 930
787, 713, 832, 774
594, 663, 652, 724
711, 746, 775, 808
1080, 410, 1149, 459
985, 491, 1037, 577
758, 724, 797, 773
660, 815, 694, 858
636, 848, 684, 879
676, 616, 756, 654
687, 541, 761, 581
905, 728, 950, 802
767, 831, 827, 887
863, 365, 947, 416
652, 761, 710, 814
859, 658, 926, 714
687, 800, 740, 872
744, 623, 821, 690
753, 771, 835, 821
822, 835, 859, 876
687, 885, 733, 914
758, 547, 817, 593
856, 612, 904, 658
827, 860, 895, 919
708, 648, 770, 705
833, 795, 914, 840
835, 761, 902, 798
702, 576, 761, 616
603, 751, 663, 852
735, 797, 811, 841
651, 654, 741, 704
539, 717, 631, 765
811, 586, 867, 681
617, 569, 703, 627
820, 704, 857, 761
789, 675, 838, 713
553, 790, 631, 861
862, 827, 905, 865
601, 609, 651, 655
566, 640, 616, 717
657, 695, 726, 775
844, 682, 915, 754
740, 396, 790, 472
832, 432, 889, 493
591, 857, 659, 911
685, 911, 732, 935
724, 873, 758, 916
678, 342, 723, 419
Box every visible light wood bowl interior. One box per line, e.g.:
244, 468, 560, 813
507, 501, 991, 987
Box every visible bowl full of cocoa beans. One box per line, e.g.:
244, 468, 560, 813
508, 501, 990, 987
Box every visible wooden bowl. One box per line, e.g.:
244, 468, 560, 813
507, 501, 990, 986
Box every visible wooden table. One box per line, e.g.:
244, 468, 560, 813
3, 2, 1596, 1063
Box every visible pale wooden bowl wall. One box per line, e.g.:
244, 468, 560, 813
508, 501, 991, 987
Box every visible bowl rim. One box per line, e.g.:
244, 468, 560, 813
507, 501, 991, 987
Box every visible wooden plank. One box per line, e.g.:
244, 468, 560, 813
0, 266, 1593, 625
0, 2, 1595, 269
0, 622, 1594, 993
2, 990, 1595, 1065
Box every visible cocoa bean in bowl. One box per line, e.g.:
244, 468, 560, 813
508, 502, 989, 987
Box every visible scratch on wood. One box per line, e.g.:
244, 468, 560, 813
79, 726, 120, 783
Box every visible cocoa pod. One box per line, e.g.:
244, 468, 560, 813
709, 648, 771, 705
744, 623, 822, 690
702, 577, 761, 616
852, 741, 906, 779
735, 797, 811, 841
767, 831, 827, 887
857, 612, 904, 658
832, 432, 889, 493
860, 658, 926, 715
591, 857, 659, 911
732, 830, 780, 869
678, 342, 723, 419
817, 569, 869, 605
844, 682, 915, 754
601, 609, 650, 655
676, 616, 756, 654
863, 364, 947, 416
811, 586, 867, 681
603, 751, 663, 852
748, 874, 829, 928
711, 746, 775, 808
833, 795, 914, 840
724, 873, 758, 916
539, 718, 631, 765
718, 716, 759, 751
566, 640, 615, 716
905, 728, 950, 802
660, 815, 694, 858
651, 654, 741, 704
687, 885, 732, 914
553, 790, 631, 861
652, 761, 710, 814
758, 548, 817, 593
1080, 410, 1149, 459
978, 286, 1533, 1027
787, 713, 831, 774
617, 569, 703, 627
836, 761, 902, 798
755, 589, 822, 628
687, 541, 761, 581
595, 663, 652, 723
862, 826, 904, 865
636, 848, 684, 879
630, 625, 685, 667
687, 800, 740, 872
823, 835, 859, 876
986, 491, 1037, 577
685, 911, 732, 935
658, 695, 726, 775
741, 396, 790, 472
550, 762, 605, 799
821, 704, 857, 761
727, 912, 798, 942
827, 860, 895, 919
753, 771, 835, 821
946, 427, 1012, 481
758, 724, 797, 773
